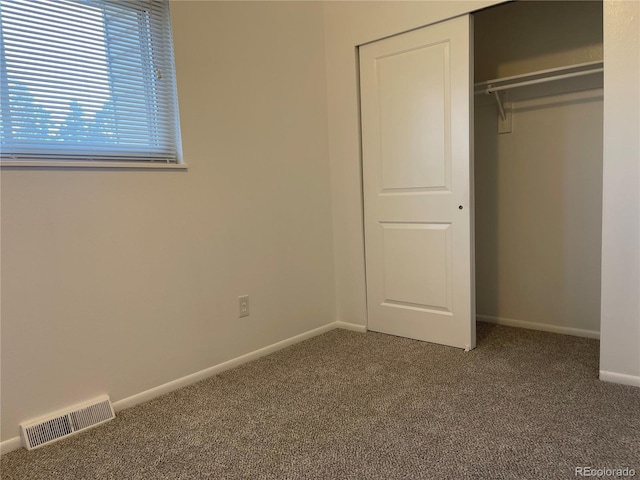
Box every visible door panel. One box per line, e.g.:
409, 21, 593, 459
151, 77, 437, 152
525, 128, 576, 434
378, 42, 449, 191
381, 223, 452, 311
360, 15, 475, 349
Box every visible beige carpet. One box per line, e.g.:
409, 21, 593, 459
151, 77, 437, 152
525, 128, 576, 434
2, 323, 639, 479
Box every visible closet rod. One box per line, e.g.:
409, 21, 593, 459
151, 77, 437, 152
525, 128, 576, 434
476, 66, 603, 95
475, 62, 604, 95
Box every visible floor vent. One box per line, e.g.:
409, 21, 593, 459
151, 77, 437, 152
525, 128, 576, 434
20, 395, 115, 450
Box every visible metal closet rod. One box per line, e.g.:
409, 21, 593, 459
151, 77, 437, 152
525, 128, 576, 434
474, 60, 604, 95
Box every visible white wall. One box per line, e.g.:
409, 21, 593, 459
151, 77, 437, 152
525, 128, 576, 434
474, 1, 603, 334
475, 90, 603, 334
0, 1, 336, 442
600, 0, 640, 383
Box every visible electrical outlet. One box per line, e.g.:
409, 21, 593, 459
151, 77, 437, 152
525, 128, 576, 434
238, 295, 250, 318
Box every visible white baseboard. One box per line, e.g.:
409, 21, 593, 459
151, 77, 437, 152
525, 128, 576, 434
0, 437, 22, 456
477, 314, 600, 339
1, 321, 362, 456
335, 321, 367, 333
600, 370, 640, 387
111, 322, 340, 413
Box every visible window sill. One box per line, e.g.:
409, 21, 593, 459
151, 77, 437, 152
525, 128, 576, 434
0, 160, 188, 169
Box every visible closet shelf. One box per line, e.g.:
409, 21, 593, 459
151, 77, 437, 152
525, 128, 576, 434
474, 60, 603, 121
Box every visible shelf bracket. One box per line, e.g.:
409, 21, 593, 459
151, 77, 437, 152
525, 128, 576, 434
490, 91, 512, 134
492, 90, 506, 121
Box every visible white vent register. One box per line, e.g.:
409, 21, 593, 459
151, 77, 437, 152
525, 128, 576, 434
20, 395, 115, 450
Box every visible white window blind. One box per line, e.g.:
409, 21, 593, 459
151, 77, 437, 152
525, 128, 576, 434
0, 0, 181, 165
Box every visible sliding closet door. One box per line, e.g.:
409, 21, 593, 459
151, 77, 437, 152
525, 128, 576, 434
359, 15, 475, 350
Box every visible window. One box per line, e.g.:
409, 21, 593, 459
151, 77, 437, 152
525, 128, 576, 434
0, 0, 182, 166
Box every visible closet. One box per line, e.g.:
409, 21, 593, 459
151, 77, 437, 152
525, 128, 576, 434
359, 0, 603, 348
473, 1, 604, 339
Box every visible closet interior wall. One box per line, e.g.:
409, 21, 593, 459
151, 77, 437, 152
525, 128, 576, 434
473, 1, 604, 336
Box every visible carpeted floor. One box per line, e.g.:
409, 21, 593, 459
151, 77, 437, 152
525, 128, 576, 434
2, 323, 639, 480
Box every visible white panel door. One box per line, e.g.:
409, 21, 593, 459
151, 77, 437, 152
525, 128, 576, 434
360, 15, 475, 350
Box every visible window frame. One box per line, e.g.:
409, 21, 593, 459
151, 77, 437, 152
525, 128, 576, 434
0, 0, 185, 169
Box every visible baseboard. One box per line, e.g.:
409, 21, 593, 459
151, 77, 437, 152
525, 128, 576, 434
335, 321, 367, 333
112, 322, 340, 413
1, 321, 359, 456
600, 370, 640, 387
477, 315, 600, 339
0, 437, 22, 456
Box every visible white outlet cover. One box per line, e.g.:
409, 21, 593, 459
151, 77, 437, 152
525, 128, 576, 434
238, 295, 250, 318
